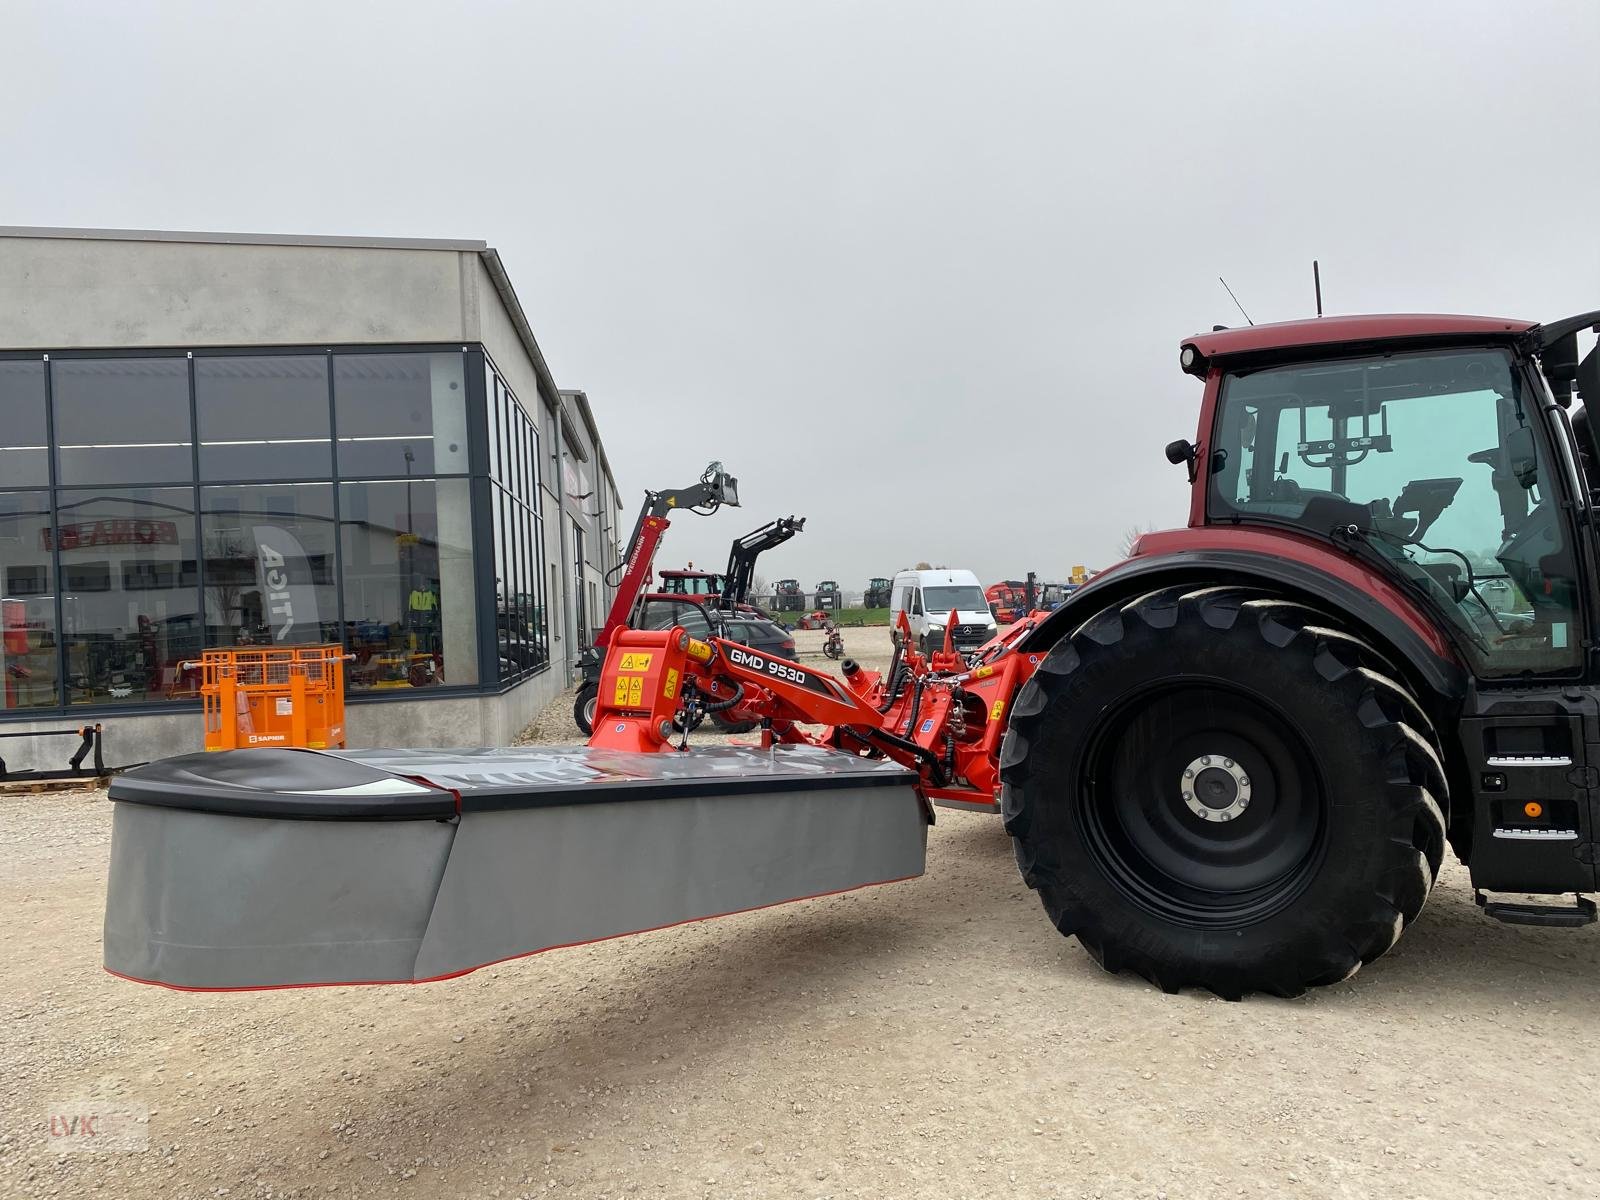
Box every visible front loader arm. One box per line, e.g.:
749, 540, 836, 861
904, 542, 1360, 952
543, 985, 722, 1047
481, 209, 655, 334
587, 462, 742, 666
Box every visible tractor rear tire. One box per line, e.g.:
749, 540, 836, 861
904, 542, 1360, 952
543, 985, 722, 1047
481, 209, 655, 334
573, 682, 599, 736
1000, 585, 1447, 999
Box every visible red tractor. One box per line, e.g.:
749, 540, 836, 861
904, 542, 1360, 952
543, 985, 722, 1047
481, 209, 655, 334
103, 308, 1600, 1003
995, 309, 1600, 996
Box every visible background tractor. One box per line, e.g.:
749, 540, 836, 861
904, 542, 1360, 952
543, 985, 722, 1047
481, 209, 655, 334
814, 580, 843, 610
863, 577, 892, 608
772, 578, 806, 612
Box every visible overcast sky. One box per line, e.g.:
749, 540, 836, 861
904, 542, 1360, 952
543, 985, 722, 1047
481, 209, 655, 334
4, 1, 1597, 590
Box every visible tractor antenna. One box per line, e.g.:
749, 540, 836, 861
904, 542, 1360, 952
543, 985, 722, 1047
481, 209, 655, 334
1218, 276, 1254, 326
1313, 260, 1323, 317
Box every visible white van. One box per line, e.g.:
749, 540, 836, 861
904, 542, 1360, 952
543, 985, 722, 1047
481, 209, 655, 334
889, 568, 997, 655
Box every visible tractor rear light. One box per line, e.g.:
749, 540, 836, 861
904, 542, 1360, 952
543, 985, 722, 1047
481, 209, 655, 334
1524, 801, 1545, 820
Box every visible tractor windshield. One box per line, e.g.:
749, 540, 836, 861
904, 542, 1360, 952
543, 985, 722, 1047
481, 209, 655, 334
1209, 347, 1583, 677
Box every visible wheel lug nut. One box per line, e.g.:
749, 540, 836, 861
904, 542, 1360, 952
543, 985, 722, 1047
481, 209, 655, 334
1201, 756, 1211, 765
1182, 791, 1193, 801
1223, 758, 1234, 768
1183, 769, 1194, 779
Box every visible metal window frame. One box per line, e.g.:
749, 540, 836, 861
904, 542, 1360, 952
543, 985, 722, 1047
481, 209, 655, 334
0, 340, 558, 724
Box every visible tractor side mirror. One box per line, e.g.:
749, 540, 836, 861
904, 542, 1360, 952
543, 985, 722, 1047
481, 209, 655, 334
1165, 439, 1199, 484
1579, 344, 1599, 407
1544, 332, 1581, 408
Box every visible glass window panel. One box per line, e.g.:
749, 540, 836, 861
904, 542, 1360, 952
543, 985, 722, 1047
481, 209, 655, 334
499, 381, 511, 484
52, 358, 192, 485
520, 500, 534, 663
335, 353, 468, 477
533, 514, 548, 669
485, 374, 501, 482
339, 477, 476, 690
201, 484, 337, 648
196, 355, 331, 480
519, 414, 531, 505
534, 422, 547, 499
523, 506, 543, 669
515, 496, 530, 668
508, 413, 520, 503
508, 498, 521, 663
512, 409, 524, 502
0, 490, 59, 709
502, 395, 516, 497
0, 361, 50, 487
506, 400, 519, 499
494, 492, 509, 678
54, 487, 199, 704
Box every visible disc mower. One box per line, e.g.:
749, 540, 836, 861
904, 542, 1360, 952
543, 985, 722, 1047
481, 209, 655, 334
104, 307, 1600, 1000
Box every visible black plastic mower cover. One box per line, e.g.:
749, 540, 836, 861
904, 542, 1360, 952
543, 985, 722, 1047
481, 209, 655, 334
104, 745, 926, 990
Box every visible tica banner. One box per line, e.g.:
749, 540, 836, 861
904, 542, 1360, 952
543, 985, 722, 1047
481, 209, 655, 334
253, 524, 321, 642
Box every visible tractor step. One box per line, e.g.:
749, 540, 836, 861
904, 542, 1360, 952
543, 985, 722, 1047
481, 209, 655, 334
1475, 892, 1598, 928
104, 744, 927, 990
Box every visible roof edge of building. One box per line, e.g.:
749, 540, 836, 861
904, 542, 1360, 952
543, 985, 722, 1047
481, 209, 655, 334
0, 224, 489, 253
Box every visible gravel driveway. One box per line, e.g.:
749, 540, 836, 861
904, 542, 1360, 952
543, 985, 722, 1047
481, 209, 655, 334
5, 627, 1598, 1199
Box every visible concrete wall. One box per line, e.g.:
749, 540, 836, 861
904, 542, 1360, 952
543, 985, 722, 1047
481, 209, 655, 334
0, 236, 475, 349
470, 258, 543, 422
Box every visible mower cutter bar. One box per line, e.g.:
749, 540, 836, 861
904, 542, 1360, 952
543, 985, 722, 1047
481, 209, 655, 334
103, 744, 927, 990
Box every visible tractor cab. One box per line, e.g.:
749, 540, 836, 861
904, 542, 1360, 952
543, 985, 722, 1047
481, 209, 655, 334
658, 568, 725, 598
1199, 334, 1586, 680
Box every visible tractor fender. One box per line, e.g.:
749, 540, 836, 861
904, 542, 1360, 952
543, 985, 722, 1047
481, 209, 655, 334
1019, 540, 1467, 703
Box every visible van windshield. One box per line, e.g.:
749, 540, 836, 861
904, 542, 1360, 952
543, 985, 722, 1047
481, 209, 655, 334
924, 585, 988, 612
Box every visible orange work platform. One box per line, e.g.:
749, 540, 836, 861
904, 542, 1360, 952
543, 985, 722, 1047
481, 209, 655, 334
196, 646, 350, 752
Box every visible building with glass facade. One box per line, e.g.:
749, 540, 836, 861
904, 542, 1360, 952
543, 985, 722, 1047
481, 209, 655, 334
0, 226, 623, 771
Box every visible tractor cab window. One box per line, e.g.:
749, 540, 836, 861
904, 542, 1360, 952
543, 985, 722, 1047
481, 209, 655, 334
637, 598, 712, 638
1209, 348, 1583, 677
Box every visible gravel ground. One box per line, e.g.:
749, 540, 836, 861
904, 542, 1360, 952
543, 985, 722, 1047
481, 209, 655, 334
5, 626, 1600, 1199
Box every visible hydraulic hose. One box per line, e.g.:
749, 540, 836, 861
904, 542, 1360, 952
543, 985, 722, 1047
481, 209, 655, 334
700, 678, 746, 714
876, 638, 906, 714
901, 676, 925, 739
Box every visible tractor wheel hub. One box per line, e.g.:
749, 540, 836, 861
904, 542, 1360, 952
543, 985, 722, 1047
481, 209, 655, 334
1181, 754, 1251, 822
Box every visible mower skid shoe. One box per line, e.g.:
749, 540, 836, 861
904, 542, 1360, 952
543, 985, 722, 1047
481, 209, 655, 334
103, 745, 926, 990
